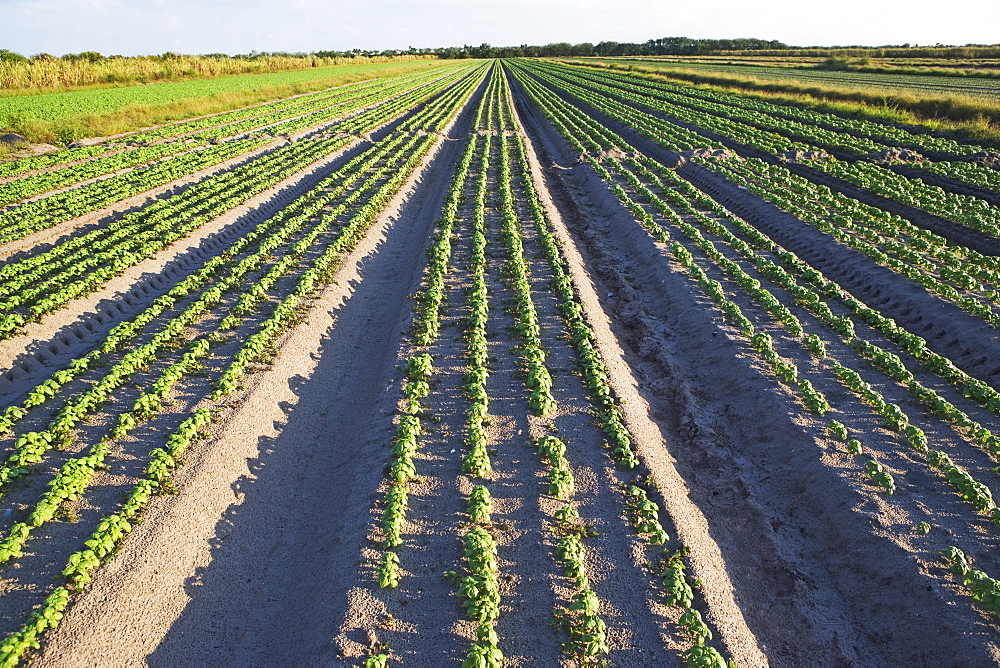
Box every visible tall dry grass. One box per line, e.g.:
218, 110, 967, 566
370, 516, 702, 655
0, 54, 435, 94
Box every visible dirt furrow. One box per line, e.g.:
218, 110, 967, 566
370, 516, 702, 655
476, 142, 566, 664
509, 140, 686, 660
0, 137, 287, 265
334, 130, 482, 665
888, 163, 1000, 209
509, 67, 770, 666
783, 161, 1000, 256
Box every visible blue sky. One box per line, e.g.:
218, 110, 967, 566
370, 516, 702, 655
1, 0, 998, 56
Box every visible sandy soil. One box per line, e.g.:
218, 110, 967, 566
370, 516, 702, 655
513, 100, 768, 667
333, 98, 721, 665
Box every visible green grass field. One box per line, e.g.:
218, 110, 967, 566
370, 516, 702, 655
0, 59, 453, 145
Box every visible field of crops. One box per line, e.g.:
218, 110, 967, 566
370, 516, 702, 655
0, 57, 999, 665
580, 57, 1000, 98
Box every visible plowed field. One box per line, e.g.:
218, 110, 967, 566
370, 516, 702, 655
2, 58, 1000, 667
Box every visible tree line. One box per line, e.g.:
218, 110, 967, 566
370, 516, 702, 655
0, 38, 792, 63
4, 36, 1000, 64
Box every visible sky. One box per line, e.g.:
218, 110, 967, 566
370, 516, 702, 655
1, 0, 998, 57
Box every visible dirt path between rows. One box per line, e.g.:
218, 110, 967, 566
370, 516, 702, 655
679, 161, 1000, 390
509, 86, 769, 665
0, 138, 284, 265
